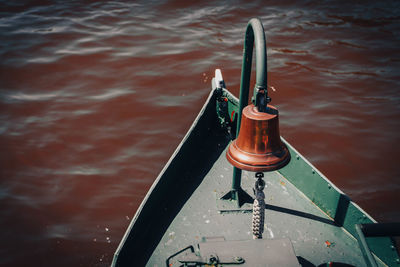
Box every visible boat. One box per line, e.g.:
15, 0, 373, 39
112, 18, 399, 267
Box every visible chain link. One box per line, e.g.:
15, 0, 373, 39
252, 172, 266, 239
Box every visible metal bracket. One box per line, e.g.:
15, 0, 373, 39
216, 188, 254, 213
179, 252, 245, 266
213, 69, 234, 135
167, 237, 299, 266
355, 222, 400, 267
166, 245, 195, 267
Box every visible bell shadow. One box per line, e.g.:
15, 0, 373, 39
265, 203, 335, 225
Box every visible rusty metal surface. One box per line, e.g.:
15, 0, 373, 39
226, 104, 290, 172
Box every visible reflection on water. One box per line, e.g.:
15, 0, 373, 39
0, 0, 399, 265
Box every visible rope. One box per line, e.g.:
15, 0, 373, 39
252, 174, 265, 239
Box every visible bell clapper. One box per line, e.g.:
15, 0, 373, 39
252, 172, 266, 239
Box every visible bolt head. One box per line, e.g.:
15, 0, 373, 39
208, 255, 218, 264
235, 256, 244, 263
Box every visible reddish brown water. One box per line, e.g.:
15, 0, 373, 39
1, 1, 399, 266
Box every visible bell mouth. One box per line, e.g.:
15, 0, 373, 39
226, 139, 291, 172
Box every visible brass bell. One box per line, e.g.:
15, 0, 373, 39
226, 103, 290, 172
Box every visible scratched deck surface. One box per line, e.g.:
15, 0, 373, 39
147, 147, 367, 267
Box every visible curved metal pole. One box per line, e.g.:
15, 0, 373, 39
227, 18, 268, 207
233, 18, 268, 190
237, 17, 268, 135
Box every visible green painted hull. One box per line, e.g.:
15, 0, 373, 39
112, 88, 398, 267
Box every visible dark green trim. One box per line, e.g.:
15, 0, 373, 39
279, 141, 398, 266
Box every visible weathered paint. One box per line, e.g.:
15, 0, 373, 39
112, 88, 398, 266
